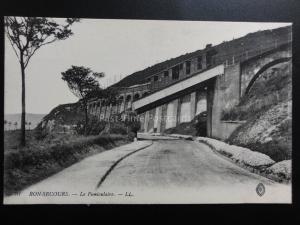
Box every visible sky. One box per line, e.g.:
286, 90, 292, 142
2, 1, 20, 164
4, 19, 291, 114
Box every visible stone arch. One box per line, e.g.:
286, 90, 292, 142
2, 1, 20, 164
142, 91, 150, 97
244, 57, 291, 96
134, 93, 140, 100
126, 94, 132, 101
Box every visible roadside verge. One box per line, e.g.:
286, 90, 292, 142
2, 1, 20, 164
195, 137, 291, 183
4, 140, 153, 204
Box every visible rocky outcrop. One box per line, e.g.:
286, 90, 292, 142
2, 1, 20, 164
266, 160, 291, 180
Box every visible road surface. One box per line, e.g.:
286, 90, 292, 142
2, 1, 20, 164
4, 138, 291, 204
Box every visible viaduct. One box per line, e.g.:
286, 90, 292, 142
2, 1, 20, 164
87, 26, 292, 140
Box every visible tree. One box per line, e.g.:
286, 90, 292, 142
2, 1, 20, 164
5, 17, 80, 146
123, 111, 141, 138
28, 122, 32, 130
14, 122, 18, 130
61, 66, 104, 135
4, 120, 7, 131
8, 121, 12, 130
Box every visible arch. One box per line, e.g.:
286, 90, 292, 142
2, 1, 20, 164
126, 94, 132, 101
142, 91, 150, 97
134, 93, 140, 100
244, 57, 291, 96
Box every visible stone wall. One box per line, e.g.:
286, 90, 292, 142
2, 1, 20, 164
211, 64, 241, 139
213, 121, 245, 140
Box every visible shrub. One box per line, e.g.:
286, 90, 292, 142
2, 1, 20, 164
75, 116, 106, 135
193, 111, 207, 136
34, 125, 49, 140
4, 134, 129, 196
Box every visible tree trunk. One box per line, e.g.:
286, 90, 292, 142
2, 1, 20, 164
84, 100, 88, 136
20, 59, 26, 146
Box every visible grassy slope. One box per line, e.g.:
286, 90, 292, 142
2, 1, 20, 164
227, 61, 292, 162
37, 102, 85, 130
4, 130, 130, 196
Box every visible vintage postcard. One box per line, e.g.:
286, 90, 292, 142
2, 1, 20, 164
3, 18, 292, 204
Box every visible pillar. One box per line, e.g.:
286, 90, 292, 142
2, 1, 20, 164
156, 106, 162, 133
190, 92, 197, 120
173, 98, 179, 127
144, 111, 150, 132
97, 100, 101, 119
160, 104, 168, 132
121, 97, 126, 112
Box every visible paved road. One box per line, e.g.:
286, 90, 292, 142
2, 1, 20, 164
4, 139, 291, 204
99, 140, 291, 203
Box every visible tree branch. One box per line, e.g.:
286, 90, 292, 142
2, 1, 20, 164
5, 31, 21, 62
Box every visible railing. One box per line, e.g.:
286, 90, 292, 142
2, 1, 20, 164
214, 40, 291, 67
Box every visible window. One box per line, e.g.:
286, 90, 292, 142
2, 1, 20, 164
147, 77, 151, 82
186, 61, 191, 74
164, 71, 169, 77
172, 66, 179, 80
197, 56, 202, 70
179, 63, 183, 70
154, 75, 158, 82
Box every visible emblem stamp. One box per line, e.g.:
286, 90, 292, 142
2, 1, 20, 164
256, 183, 265, 197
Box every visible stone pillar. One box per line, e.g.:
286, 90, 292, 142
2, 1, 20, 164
121, 97, 126, 113
144, 111, 150, 132
97, 101, 101, 119
106, 104, 112, 120
117, 101, 121, 114
173, 98, 179, 127
160, 104, 168, 132
156, 106, 162, 133
206, 80, 215, 137
190, 92, 197, 120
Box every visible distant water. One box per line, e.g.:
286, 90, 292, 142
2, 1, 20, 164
4, 113, 46, 130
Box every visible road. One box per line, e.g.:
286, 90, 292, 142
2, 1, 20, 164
4, 138, 291, 204
99, 139, 291, 203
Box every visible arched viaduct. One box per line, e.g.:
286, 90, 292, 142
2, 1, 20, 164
132, 42, 292, 139
87, 26, 291, 140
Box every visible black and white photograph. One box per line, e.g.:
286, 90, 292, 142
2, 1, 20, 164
3, 17, 292, 204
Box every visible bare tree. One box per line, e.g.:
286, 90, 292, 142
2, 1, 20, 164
4, 17, 80, 146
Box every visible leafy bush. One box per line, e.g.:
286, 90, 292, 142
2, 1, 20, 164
4, 134, 129, 196
193, 111, 207, 136
109, 122, 128, 135
75, 116, 106, 135
34, 125, 50, 140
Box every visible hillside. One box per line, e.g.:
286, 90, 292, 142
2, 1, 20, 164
226, 60, 292, 162
4, 113, 46, 130
37, 101, 85, 132
113, 25, 291, 88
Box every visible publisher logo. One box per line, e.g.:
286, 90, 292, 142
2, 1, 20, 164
256, 183, 265, 197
